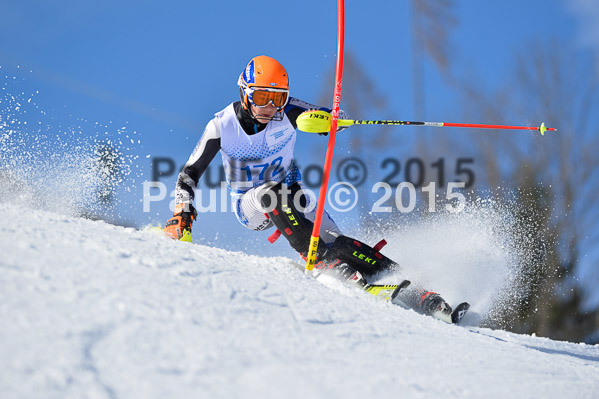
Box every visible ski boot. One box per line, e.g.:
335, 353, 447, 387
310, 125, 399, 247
311, 257, 368, 289
333, 262, 368, 289
419, 291, 453, 323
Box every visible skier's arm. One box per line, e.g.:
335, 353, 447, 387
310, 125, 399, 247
284, 97, 349, 133
284, 98, 327, 129
165, 117, 221, 240
175, 117, 221, 207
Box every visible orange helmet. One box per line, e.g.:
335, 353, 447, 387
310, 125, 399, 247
238, 55, 290, 112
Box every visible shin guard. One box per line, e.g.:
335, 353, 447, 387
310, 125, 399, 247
327, 236, 397, 275
261, 182, 327, 259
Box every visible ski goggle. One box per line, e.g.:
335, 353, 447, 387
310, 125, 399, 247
247, 88, 289, 109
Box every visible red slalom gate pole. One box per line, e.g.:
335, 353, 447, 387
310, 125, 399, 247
305, 0, 345, 273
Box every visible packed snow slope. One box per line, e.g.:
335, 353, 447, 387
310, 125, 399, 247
1, 203, 598, 399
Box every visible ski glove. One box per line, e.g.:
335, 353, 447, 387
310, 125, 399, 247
165, 203, 197, 241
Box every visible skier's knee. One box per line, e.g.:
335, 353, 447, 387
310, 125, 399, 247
260, 182, 322, 257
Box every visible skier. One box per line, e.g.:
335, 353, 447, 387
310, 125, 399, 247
164, 55, 456, 321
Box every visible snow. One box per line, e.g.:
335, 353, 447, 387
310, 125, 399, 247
1, 202, 598, 399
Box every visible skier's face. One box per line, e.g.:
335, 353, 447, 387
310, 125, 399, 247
251, 103, 277, 124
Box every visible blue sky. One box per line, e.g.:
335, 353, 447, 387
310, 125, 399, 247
1, 0, 597, 260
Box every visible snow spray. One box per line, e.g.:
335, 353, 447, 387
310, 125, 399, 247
0, 68, 140, 220
358, 194, 546, 327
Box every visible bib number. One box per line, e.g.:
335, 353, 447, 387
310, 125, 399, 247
241, 157, 284, 181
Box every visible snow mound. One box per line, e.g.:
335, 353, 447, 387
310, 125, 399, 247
0, 203, 598, 399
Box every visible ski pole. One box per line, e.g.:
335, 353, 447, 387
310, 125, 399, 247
297, 110, 557, 135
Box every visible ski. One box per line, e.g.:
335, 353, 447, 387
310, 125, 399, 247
148, 226, 192, 242
451, 302, 470, 324
364, 280, 411, 301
